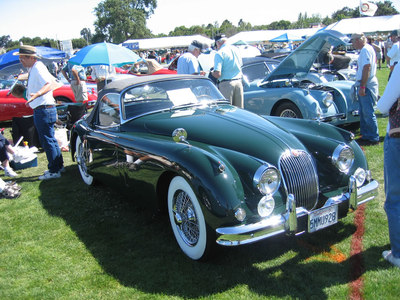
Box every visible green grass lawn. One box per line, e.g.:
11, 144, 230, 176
0, 68, 399, 299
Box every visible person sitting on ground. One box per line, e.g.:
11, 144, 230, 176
0, 133, 17, 177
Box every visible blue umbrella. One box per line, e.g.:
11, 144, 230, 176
0, 46, 66, 76
68, 42, 142, 67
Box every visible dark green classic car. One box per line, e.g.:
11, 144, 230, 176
70, 75, 378, 261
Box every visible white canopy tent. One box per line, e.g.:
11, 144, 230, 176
324, 14, 400, 35
122, 35, 214, 50
226, 28, 321, 45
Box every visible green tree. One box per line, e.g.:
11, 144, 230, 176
72, 38, 88, 49
238, 19, 252, 31
375, 0, 399, 16
268, 20, 291, 30
219, 20, 236, 37
0, 35, 12, 48
331, 7, 359, 21
80, 28, 92, 45
93, 0, 156, 44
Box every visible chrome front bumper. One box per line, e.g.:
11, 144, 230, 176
215, 177, 378, 246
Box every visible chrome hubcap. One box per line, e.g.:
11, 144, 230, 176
77, 141, 89, 176
172, 190, 199, 246
280, 109, 298, 118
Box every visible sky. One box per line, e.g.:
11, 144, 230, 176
1, 0, 400, 41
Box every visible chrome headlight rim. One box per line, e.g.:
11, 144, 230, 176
332, 144, 354, 173
322, 92, 334, 107
253, 164, 281, 196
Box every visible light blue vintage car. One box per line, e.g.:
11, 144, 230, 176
244, 30, 359, 128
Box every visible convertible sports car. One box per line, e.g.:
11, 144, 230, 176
70, 75, 378, 261
0, 79, 97, 122
244, 30, 359, 127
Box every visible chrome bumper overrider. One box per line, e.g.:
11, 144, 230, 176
215, 177, 378, 246
314, 113, 346, 122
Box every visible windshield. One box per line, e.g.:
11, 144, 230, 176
242, 61, 278, 84
121, 78, 225, 120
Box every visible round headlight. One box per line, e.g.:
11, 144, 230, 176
254, 165, 281, 195
258, 196, 275, 217
323, 92, 334, 107
354, 168, 366, 187
332, 144, 354, 173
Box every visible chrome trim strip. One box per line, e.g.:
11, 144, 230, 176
215, 179, 378, 246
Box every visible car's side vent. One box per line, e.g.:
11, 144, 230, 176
279, 150, 319, 211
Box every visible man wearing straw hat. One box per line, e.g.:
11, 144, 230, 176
14, 45, 64, 180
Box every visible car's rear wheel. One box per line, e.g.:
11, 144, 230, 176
168, 176, 211, 260
75, 136, 94, 185
275, 102, 303, 118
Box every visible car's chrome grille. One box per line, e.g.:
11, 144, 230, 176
279, 150, 319, 210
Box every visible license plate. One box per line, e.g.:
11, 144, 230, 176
308, 205, 338, 233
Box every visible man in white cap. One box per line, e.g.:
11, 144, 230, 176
15, 45, 64, 180
177, 40, 206, 75
351, 32, 379, 146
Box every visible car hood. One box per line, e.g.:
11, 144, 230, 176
265, 30, 351, 82
124, 104, 306, 162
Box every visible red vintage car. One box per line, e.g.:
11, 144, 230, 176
0, 79, 97, 122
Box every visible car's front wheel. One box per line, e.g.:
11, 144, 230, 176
275, 102, 303, 118
168, 176, 211, 260
75, 136, 94, 186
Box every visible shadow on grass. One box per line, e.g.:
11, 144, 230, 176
37, 165, 388, 299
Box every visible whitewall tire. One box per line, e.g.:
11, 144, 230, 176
168, 176, 209, 260
75, 135, 94, 186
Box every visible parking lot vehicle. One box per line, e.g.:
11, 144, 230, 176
70, 75, 378, 260
244, 30, 360, 127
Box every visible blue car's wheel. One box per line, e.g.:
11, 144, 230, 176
275, 102, 303, 118
75, 136, 94, 186
168, 176, 208, 260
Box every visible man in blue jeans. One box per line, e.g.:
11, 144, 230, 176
351, 32, 380, 145
15, 45, 64, 180
377, 63, 400, 268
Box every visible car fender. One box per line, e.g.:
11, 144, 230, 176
244, 86, 322, 119
166, 142, 245, 224
71, 125, 245, 225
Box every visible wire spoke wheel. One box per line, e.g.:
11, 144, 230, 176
75, 136, 94, 185
173, 190, 200, 246
168, 176, 209, 260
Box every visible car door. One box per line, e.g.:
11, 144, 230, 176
85, 93, 122, 186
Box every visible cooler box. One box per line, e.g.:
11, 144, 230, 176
11, 156, 38, 170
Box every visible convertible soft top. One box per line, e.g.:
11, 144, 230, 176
98, 74, 206, 98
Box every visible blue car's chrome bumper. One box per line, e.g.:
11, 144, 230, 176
215, 177, 378, 246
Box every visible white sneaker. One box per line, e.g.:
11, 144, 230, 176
39, 171, 61, 180
43, 167, 65, 175
382, 250, 400, 268
4, 167, 17, 177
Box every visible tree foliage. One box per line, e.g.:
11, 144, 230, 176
80, 28, 92, 45
164, 1, 398, 39
375, 0, 399, 16
93, 0, 156, 44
